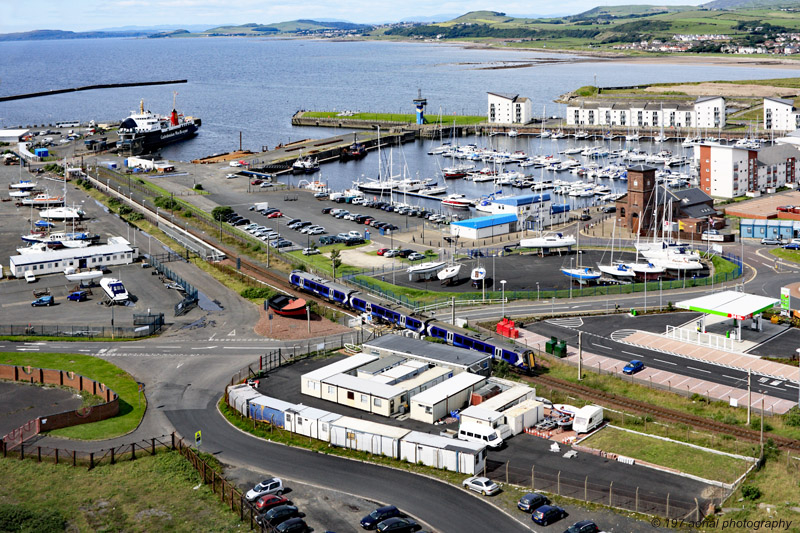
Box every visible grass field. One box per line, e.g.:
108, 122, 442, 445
770, 247, 800, 264
0, 352, 145, 440
285, 242, 369, 276
0, 452, 240, 532
581, 427, 749, 483
302, 111, 485, 125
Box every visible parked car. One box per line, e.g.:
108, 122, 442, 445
271, 240, 293, 249
783, 241, 800, 250
622, 360, 645, 375
377, 248, 390, 256
275, 517, 312, 533
347, 230, 363, 239
345, 236, 365, 245
286, 218, 302, 226
302, 247, 320, 256
292, 221, 312, 230
564, 520, 600, 533
407, 252, 425, 261
398, 249, 415, 258
376, 517, 421, 533
462, 476, 500, 496
31, 295, 55, 307
314, 192, 329, 199
517, 492, 549, 513
256, 505, 303, 528
319, 236, 336, 245
602, 206, 616, 213
336, 233, 350, 241
267, 211, 283, 219
360, 505, 401, 530
761, 237, 782, 245
67, 290, 89, 302
233, 218, 251, 226
383, 249, 401, 258
245, 477, 284, 502
334, 210, 350, 219
255, 494, 292, 513
250, 179, 263, 185
532, 505, 567, 526
260, 182, 273, 188
307, 227, 325, 235
321, 207, 333, 214
225, 173, 238, 179
580, 213, 592, 221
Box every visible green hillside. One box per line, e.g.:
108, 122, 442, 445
203, 19, 371, 36
703, 0, 800, 9
573, 5, 696, 17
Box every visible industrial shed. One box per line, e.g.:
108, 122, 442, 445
503, 399, 544, 435
362, 335, 492, 376
284, 405, 341, 441
249, 395, 296, 427
301, 353, 378, 398
410, 372, 487, 424
477, 385, 536, 412
320, 373, 407, 417
329, 416, 410, 459
399, 431, 486, 475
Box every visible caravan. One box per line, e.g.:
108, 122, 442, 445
573, 405, 604, 434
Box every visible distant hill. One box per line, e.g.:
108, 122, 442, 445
573, 5, 696, 18
0, 29, 156, 42
702, 0, 798, 8
203, 19, 372, 35
447, 11, 517, 24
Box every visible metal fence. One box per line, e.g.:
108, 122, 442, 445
483, 458, 704, 520
0, 323, 161, 338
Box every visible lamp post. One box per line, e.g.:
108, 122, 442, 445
536, 282, 540, 301
659, 276, 662, 310
796, 349, 800, 409
569, 258, 574, 299
501, 280, 507, 319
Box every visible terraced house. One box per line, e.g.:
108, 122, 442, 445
566, 97, 725, 130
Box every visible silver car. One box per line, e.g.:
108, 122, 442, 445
245, 477, 284, 502
462, 476, 500, 496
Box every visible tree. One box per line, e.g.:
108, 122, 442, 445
330, 248, 342, 279
212, 206, 233, 221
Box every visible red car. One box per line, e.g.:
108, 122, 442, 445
363, 218, 374, 225
251, 179, 263, 185
377, 248, 390, 256
267, 211, 283, 219
255, 494, 291, 513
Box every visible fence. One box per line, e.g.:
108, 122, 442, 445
482, 459, 704, 520
0, 323, 162, 338
665, 325, 735, 351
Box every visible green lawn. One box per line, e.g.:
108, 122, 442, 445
302, 111, 485, 125
285, 242, 368, 276
0, 452, 240, 532
581, 427, 749, 484
770, 247, 800, 264
0, 352, 145, 440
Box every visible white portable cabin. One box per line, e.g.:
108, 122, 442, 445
478, 385, 536, 412
329, 416, 410, 459
301, 353, 378, 398
573, 405, 604, 434
459, 405, 504, 428
284, 405, 341, 441
227, 384, 262, 417
410, 373, 487, 424
373, 360, 428, 384
397, 366, 453, 398
503, 399, 544, 435
321, 373, 407, 417
356, 355, 407, 378
400, 431, 486, 475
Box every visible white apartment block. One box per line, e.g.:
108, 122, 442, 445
696, 143, 799, 199
566, 97, 725, 129
764, 97, 800, 131
487, 93, 532, 124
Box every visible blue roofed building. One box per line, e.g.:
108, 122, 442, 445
486, 193, 570, 231
450, 213, 518, 240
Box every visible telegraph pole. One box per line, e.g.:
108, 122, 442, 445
578, 330, 583, 381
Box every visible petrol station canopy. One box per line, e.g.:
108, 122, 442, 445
676, 291, 779, 321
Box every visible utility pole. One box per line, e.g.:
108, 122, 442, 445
578, 330, 583, 381
747, 368, 751, 426
451, 297, 455, 325
760, 394, 765, 458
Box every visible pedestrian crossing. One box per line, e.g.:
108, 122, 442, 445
545, 317, 584, 329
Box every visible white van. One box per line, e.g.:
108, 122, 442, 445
458, 423, 504, 449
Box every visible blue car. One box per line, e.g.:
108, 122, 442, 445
622, 360, 645, 375
783, 242, 800, 250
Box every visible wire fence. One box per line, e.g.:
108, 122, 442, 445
0, 323, 162, 338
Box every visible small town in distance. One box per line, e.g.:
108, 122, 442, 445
2, 2, 800, 532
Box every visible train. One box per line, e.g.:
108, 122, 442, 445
289, 270, 535, 373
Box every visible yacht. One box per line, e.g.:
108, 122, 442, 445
437, 264, 462, 283
520, 233, 576, 249
406, 262, 446, 276
64, 267, 104, 282
418, 184, 447, 195
597, 262, 636, 279
441, 194, 472, 209
39, 206, 85, 220
9, 180, 37, 190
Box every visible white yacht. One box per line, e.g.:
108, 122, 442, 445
520, 233, 576, 249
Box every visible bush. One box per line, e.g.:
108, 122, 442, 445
193, 183, 204, 190
212, 206, 233, 221
740, 484, 761, 501
182, 211, 193, 218
108, 197, 122, 207
153, 195, 181, 211
127, 212, 143, 221
784, 406, 800, 427
118, 205, 133, 215
239, 287, 275, 300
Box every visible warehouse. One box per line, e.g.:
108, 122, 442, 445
301, 353, 378, 398
329, 416, 410, 458
399, 431, 486, 475
320, 373, 407, 417
284, 405, 341, 441
450, 213, 518, 240
9, 237, 137, 279
249, 395, 295, 427
362, 335, 492, 376
410, 372, 487, 424
478, 385, 536, 412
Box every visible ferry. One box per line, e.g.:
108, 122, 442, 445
116, 97, 201, 155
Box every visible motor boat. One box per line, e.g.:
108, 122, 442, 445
9, 190, 31, 198
16, 242, 51, 255
267, 294, 308, 317
21, 194, 64, 207
64, 267, 104, 282
520, 233, 576, 249
471, 267, 486, 281
441, 194, 472, 209
418, 185, 447, 195
437, 264, 462, 283
9, 180, 37, 190
100, 278, 129, 303
39, 206, 85, 220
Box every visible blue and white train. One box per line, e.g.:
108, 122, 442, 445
289, 270, 535, 373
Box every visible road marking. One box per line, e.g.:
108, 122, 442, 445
653, 358, 677, 365
16, 348, 39, 351
222, 346, 267, 350
227, 329, 236, 337
593, 344, 611, 350
723, 375, 742, 381
621, 350, 639, 357
687, 366, 711, 374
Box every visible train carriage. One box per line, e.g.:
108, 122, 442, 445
289, 270, 355, 305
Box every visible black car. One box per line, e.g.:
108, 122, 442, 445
532, 505, 567, 526
262, 208, 280, 215
517, 492, 549, 512
286, 218, 302, 226
398, 249, 415, 258
346, 236, 365, 245
321, 207, 333, 214
564, 520, 600, 533
579, 213, 592, 221
233, 218, 251, 226
361, 505, 401, 530
376, 518, 421, 533
319, 236, 336, 245
602, 206, 616, 213
384, 224, 399, 231
275, 517, 312, 533
224, 213, 239, 222
383, 205, 395, 212
257, 505, 304, 528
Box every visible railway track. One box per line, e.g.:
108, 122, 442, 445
525, 373, 800, 452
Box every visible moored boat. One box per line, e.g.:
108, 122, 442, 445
116, 97, 201, 155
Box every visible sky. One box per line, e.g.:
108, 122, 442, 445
1, 0, 706, 33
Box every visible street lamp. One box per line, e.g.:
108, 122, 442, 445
536, 282, 540, 301
501, 280, 507, 318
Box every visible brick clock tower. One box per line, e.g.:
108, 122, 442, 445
621, 165, 657, 236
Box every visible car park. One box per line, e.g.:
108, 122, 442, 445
377, 248, 390, 256
271, 240, 293, 249
31, 295, 55, 307
321, 207, 333, 214
622, 360, 644, 375
407, 252, 424, 261
245, 477, 284, 501
383, 249, 400, 258
761, 237, 782, 245
564, 520, 601, 533
67, 290, 89, 302
302, 247, 320, 255
517, 492, 549, 513
275, 517, 312, 533
376, 517, 421, 533
360, 505, 401, 530
462, 476, 500, 496
255, 494, 292, 513
256, 505, 304, 528
531, 505, 567, 526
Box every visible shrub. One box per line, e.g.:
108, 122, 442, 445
118, 205, 133, 215
784, 406, 800, 427
193, 183, 204, 190
108, 197, 122, 207
239, 287, 275, 300
0, 504, 66, 532
127, 212, 143, 221
212, 206, 233, 221
740, 484, 761, 501
182, 211, 193, 218
153, 195, 181, 211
